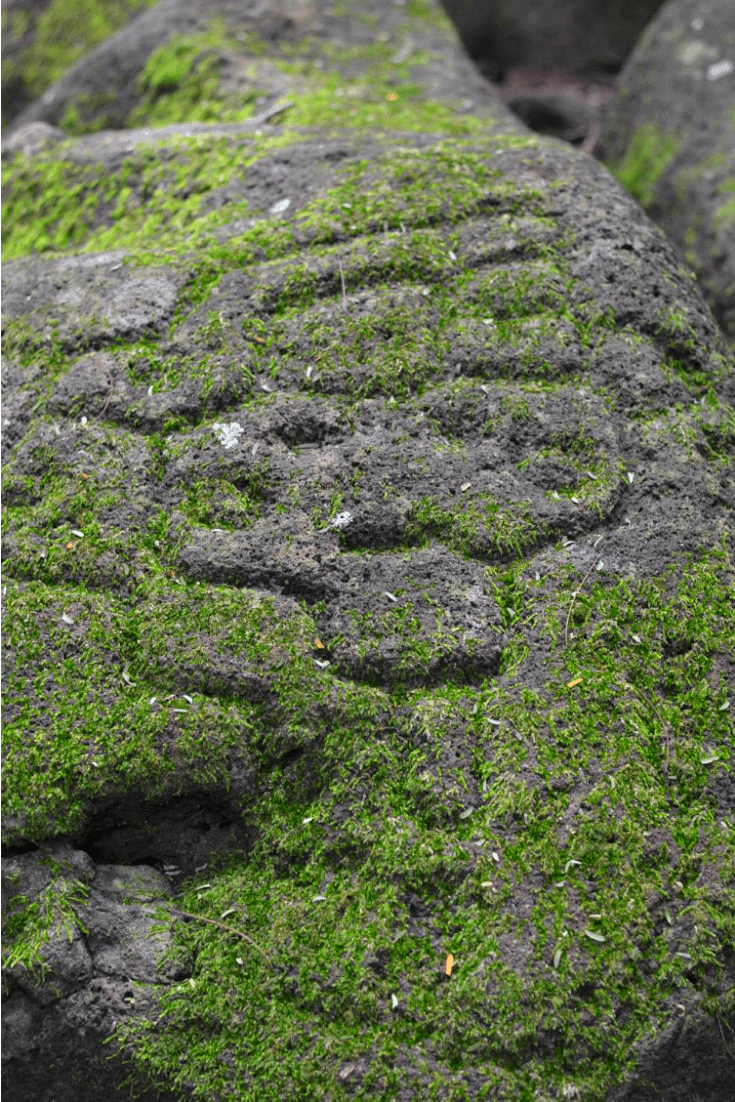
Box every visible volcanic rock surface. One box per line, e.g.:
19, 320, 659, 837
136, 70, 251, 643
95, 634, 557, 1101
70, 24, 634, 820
2, 1, 734, 1100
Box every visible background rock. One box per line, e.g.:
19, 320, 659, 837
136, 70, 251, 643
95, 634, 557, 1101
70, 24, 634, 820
2, 1, 734, 1099
440, 0, 667, 79
1, 0, 158, 129
598, 0, 735, 342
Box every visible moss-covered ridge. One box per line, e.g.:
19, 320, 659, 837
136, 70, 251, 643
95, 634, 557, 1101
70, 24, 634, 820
2, 1, 734, 1099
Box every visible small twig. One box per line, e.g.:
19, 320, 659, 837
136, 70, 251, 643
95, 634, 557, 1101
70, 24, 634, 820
617, 676, 672, 772
168, 907, 269, 959
338, 260, 347, 309
717, 1011, 735, 1059
581, 120, 601, 156
251, 100, 293, 126
564, 556, 600, 645
99, 366, 114, 419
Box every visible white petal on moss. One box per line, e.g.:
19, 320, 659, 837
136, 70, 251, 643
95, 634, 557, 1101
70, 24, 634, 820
269, 198, 291, 215
212, 421, 244, 450
707, 59, 734, 81
553, 948, 563, 968
391, 993, 399, 1009
71, 530, 84, 538
312, 895, 327, 903
584, 930, 605, 942
459, 807, 473, 819
719, 700, 730, 711
61, 613, 74, 625
385, 591, 398, 602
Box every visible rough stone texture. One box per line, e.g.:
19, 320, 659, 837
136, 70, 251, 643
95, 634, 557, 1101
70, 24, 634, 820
2, 1, 734, 1100
1, 0, 158, 129
2, 842, 186, 1102
598, 0, 735, 343
440, 0, 667, 80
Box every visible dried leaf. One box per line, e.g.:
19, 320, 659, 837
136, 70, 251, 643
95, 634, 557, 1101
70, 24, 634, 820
314, 638, 324, 649
567, 677, 583, 688
445, 954, 454, 976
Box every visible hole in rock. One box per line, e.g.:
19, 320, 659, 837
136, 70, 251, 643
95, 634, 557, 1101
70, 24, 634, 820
81, 793, 251, 878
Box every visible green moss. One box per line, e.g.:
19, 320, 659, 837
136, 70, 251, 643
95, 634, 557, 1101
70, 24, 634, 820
2, 857, 90, 983
613, 123, 681, 209
109, 544, 734, 1100
0, 574, 333, 838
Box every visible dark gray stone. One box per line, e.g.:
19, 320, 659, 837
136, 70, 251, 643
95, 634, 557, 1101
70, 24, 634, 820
598, 0, 735, 342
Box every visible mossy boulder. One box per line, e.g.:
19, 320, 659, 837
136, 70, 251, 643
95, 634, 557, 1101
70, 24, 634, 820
2, 1, 734, 1099
598, 0, 735, 343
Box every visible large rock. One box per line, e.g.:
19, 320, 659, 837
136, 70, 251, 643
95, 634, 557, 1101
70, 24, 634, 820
2, 1, 734, 1099
598, 0, 735, 342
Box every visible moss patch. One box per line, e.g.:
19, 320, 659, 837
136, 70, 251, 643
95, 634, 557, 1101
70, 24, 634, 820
612, 123, 681, 209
